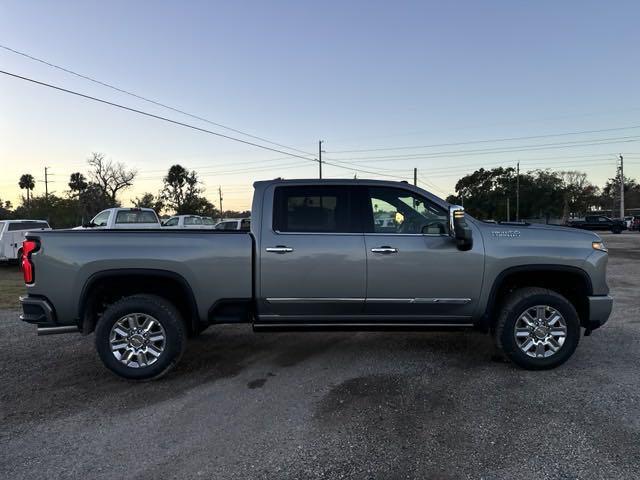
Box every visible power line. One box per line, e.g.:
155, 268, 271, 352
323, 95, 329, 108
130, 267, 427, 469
0, 70, 320, 165
323, 136, 640, 163
0, 44, 314, 157
1, 70, 419, 184
327, 124, 640, 154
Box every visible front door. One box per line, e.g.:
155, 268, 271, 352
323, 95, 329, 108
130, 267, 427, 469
363, 186, 484, 323
258, 185, 366, 322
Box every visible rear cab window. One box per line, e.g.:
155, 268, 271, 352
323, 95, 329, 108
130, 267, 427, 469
115, 210, 159, 224
273, 185, 359, 233
7, 221, 50, 231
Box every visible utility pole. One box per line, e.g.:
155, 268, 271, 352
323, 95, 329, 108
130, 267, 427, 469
44, 166, 50, 200
218, 186, 223, 220
619, 154, 624, 219
318, 140, 324, 179
516, 161, 520, 221
506, 197, 510, 222
413, 168, 417, 186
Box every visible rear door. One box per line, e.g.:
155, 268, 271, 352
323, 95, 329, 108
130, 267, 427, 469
258, 185, 366, 321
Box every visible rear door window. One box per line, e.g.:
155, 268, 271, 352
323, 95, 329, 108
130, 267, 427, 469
273, 185, 359, 233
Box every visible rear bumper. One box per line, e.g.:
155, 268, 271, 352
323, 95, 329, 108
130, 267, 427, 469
587, 295, 613, 330
20, 295, 56, 325
20, 296, 79, 335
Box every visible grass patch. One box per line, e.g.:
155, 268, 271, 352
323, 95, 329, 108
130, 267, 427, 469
0, 265, 25, 309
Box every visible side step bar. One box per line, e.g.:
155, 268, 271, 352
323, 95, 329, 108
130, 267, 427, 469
253, 323, 475, 332
37, 325, 80, 336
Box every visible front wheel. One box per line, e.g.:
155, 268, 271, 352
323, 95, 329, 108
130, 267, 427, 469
95, 294, 186, 380
495, 287, 580, 370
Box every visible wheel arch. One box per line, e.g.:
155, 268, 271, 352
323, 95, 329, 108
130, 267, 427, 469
78, 268, 200, 335
482, 264, 593, 331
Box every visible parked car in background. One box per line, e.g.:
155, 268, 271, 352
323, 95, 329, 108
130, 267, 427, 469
19, 179, 612, 380
74, 208, 161, 230
214, 218, 251, 230
567, 215, 626, 234
631, 216, 640, 231
0, 219, 50, 263
161, 215, 206, 229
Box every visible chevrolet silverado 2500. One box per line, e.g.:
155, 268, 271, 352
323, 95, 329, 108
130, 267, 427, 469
19, 179, 613, 380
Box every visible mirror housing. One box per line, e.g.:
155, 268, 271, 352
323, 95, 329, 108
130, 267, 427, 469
449, 205, 473, 251
82, 222, 96, 228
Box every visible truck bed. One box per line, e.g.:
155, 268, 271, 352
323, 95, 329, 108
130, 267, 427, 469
24, 229, 253, 327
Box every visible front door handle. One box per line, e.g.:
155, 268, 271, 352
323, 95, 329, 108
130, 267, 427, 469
371, 246, 398, 254
266, 246, 294, 254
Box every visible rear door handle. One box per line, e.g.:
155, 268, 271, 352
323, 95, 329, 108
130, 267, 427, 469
266, 246, 294, 254
371, 246, 398, 254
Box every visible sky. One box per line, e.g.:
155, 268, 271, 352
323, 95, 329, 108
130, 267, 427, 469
1, 0, 639, 211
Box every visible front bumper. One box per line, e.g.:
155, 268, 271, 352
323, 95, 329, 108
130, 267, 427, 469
586, 295, 613, 330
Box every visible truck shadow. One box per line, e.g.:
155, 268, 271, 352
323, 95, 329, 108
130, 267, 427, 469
2, 325, 499, 429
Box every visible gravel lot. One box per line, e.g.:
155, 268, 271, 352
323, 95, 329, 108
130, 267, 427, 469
1, 233, 639, 479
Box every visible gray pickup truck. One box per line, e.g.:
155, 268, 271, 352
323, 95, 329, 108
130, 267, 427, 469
19, 179, 613, 380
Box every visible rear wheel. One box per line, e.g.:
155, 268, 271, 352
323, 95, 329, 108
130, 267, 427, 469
95, 294, 186, 380
17, 248, 23, 271
495, 287, 580, 370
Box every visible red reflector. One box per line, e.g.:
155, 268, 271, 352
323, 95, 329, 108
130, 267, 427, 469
22, 239, 38, 284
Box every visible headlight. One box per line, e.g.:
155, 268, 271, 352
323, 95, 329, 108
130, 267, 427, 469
592, 241, 608, 252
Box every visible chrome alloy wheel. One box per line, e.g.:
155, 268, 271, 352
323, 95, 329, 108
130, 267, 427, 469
109, 313, 166, 368
514, 305, 567, 358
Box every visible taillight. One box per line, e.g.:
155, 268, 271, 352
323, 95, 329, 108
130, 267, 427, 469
22, 239, 39, 284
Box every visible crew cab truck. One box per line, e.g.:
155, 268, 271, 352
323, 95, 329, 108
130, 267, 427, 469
19, 179, 613, 380
567, 215, 626, 234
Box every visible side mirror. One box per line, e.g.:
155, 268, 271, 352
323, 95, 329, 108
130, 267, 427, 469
449, 205, 473, 251
82, 222, 95, 228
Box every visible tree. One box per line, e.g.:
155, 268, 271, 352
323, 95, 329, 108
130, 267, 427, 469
68, 172, 88, 196
87, 152, 137, 202
18, 174, 35, 205
78, 183, 117, 221
448, 167, 567, 221
447, 167, 516, 220
0, 197, 12, 220
133, 192, 164, 214
13, 194, 78, 228
599, 175, 640, 212
558, 171, 599, 220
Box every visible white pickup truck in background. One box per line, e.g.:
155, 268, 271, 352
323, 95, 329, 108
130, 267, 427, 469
0, 219, 51, 262
214, 217, 251, 230
161, 215, 209, 229
74, 208, 161, 230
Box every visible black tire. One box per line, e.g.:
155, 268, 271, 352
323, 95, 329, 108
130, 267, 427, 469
612, 228, 622, 234
17, 249, 23, 271
95, 294, 186, 380
495, 287, 580, 370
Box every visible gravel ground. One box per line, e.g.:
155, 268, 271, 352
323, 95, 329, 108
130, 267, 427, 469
1, 233, 639, 479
